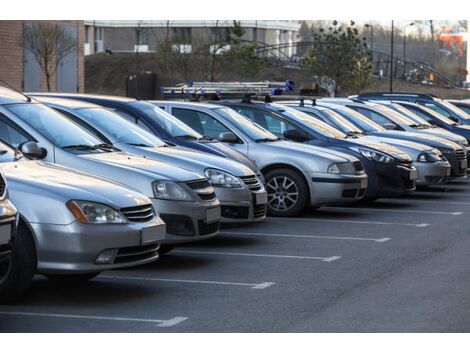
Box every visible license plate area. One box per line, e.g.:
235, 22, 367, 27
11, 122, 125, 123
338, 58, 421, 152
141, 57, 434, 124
409, 169, 418, 180
0, 224, 12, 246
255, 192, 267, 205
460, 160, 467, 170
205, 207, 220, 224
360, 179, 367, 188
141, 225, 166, 245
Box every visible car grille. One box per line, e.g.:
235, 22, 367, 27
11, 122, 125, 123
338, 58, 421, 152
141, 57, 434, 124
186, 179, 217, 202
0, 174, 5, 199
221, 205, 249, 219
253, 204, 267, 218
240, 175, 263, 191
456, 148, 466, 160
114, 243, 159, 264
120, 204, 155, 223
197, 220, 220, 236
352, 160, 364, 173
403, 178, 416, 190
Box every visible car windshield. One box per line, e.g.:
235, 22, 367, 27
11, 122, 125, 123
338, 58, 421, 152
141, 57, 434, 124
4, 103, 102, 148
439, 99, 470, 120
373, 104, 418, 126
316, 108, 364, 134
76, 107, 166, 147
389, 104, 431, 126
416, 104, 459, 125
132, 101, 204, 139
215, 107, 280, 141
272, 104, 347, 139
331, 106, 386, 132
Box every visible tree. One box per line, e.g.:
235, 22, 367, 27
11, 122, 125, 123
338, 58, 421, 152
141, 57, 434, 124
23, 22, 76, 91
301, 21, 373, 96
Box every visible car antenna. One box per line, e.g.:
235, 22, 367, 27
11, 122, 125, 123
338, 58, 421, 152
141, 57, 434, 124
312, 98, 316, 106
299, 98, 304, 107
0, 78, 32, 102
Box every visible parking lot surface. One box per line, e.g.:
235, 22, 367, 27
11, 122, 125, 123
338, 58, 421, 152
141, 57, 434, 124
2, 180, 470, 332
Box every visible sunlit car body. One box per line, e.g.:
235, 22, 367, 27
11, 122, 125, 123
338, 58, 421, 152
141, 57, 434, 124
0, 141, 166, 281
0, 88, 220, 247
34, 96, 267, 223
318, 99, 467, 178
288, 104, 451, 186
156, 100, 368, 217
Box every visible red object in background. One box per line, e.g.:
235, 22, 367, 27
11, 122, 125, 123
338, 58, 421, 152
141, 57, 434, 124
438, 31, 464, 57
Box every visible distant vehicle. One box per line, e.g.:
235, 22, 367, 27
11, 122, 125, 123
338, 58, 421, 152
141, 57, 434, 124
156, 100, 368, 217
28, 93, 263, 179
285, 104, 451, 186
0, 88, 220, 254
0, 169, 27, 302
317, 99, 468, 178
355, 92, 470, 126
0, 140, 165, 283
34, 96, 267, 224
447, 100, 470, 115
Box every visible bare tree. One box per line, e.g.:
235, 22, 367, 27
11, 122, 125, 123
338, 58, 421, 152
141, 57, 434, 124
23, 22, 76, 91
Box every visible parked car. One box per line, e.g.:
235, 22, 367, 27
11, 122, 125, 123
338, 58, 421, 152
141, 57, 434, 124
286, 104, 451, 186
0, 88, 220, 254
155, 100, 368, 216
28, 93, 263, 179
33, 96, 267, 224
318, 99, 468, 178
0, 169, 29, 302
0, 139, 166, 283
355, 92, 470, 126
220, 100, 426, 197
447, 100, 470, 115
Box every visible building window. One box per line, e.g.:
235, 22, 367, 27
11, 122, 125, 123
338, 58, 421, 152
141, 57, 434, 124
135, 27, 149, 45
171, 27, 191, 45
94, 27, 104, 53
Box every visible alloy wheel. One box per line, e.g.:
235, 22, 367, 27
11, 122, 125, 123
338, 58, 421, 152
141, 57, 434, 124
266, 176, 299, 212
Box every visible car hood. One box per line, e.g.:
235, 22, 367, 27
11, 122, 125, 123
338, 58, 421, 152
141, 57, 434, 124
421, 128, 466, 143
378, 130, 460, 150
357, 136, 432, 152
201, 141, 259, 172
80, 151, 203, 182
116, 143, 254, 177
0, 160, 152, 208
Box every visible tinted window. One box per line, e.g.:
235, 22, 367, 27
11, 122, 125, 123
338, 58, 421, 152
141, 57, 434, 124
234, 106, 296, 137
0, 115, 31, 148
418, 101, 454, 119
171, 108, 231, 139
4, 103, 101, 148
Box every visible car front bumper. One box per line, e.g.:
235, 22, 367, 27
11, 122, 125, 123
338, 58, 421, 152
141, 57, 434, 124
215, 187, 267, 224
309, 173, 368, 206
0, 199, 17, 261
31, 216, 166, 274
415, 161, 451, 185
152, 198, 220, 244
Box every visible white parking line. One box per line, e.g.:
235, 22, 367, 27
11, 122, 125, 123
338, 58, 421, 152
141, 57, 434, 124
267, 217, 429, 227
325, 206, 462, 216
100, 275, 275, 290
392, 199, 470, 206
0, 311, 188, 327
220, 231, 391, 243
173, 250, 341, 262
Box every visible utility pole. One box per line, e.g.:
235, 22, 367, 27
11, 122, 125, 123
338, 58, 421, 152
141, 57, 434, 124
390, 20, 394, 93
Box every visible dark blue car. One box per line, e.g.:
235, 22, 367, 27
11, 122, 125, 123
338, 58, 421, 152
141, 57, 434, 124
27, 93, 260, 173
218, 100, 418, 199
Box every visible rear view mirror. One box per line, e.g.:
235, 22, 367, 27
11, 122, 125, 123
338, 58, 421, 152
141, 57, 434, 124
383, 123, 397, 130
218, 132, 239, 143
283, 129, 308, 142
19, 141, 47, 160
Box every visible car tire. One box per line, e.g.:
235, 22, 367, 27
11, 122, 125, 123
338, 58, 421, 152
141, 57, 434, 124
45, 273, 100, 283
158, 244, 175, 255
0, 223, 37, 303
265, 168, 308, 217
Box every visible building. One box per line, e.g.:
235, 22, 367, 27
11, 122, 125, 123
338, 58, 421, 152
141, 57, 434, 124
0, 20, 84, 92
83, 20, 301, 58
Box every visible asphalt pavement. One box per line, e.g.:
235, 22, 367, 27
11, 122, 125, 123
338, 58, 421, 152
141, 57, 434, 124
2, 180, 470, 332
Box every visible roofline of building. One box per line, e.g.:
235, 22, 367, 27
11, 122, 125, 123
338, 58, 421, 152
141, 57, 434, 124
84, 20, 301, 31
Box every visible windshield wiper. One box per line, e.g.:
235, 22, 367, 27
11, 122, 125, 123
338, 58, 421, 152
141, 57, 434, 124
198, 135, 214, 141
255, 138, 279, 143
128, 143, 153, 147
176, 134, 199, 140
63, 144, 98, 150
94, 143, 119, 151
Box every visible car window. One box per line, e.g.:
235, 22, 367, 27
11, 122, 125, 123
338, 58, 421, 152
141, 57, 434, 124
234, 106, 296, 137
171, 108, 232, 139
417, 101, 454, 120
352, 107, 400, 130
4, 103, 101, 148
454, 104, 470, 115
0, 115, 32, 148
112, 109, 155, 134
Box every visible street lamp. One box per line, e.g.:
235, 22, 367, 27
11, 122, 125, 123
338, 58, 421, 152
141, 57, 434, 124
365, 23, 374, 50
403, 22, 415, 62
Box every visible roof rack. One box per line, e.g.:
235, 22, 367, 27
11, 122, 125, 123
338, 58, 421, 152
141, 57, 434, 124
161, 80, 296, 101
356, 92, 438, 100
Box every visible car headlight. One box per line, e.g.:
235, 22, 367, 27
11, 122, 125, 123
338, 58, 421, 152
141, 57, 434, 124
353, 148, 395, 164
205, 168, 243, 188
417, 150, 443, 163
153, 181, 193, 201
327, 162, 357, 174
439, 148, 453, 158
67, 200, 127, 224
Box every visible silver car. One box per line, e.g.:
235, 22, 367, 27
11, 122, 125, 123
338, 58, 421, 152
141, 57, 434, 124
32, 96, 267, 224
0, 169, 25, 302
0, 88, 220, 253
157, 101, 368, 217
0, 140, 166, 282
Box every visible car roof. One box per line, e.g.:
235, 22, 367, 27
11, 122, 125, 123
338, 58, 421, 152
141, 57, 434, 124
0, 86, 30, 104
25, 92, 138, 103
151, 100, 226, 110
31, 96, 101, 109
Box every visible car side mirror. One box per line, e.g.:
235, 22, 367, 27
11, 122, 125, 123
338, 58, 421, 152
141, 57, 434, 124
283, 129, 308, 141
383, 123, 397, 130
218, 132, 239, 143
19, 141, 47, 160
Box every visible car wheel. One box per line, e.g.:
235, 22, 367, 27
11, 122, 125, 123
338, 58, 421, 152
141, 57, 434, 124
265, 168, 308, 217
0, 223, 37, 303
45, 273, 100, 283
158, 244, 175, 255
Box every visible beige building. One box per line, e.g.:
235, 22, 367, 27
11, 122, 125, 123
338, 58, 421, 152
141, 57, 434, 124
0, 20, 84, 92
